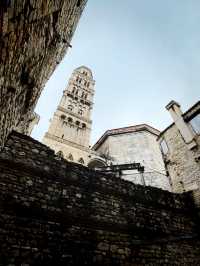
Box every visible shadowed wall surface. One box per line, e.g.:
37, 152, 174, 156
0, 131, 199, 265
0, 0, 87, 150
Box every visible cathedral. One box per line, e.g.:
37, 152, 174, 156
43, 66, 171, 191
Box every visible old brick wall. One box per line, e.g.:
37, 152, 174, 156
0, 131, 199, 265
0, 0, 87, 150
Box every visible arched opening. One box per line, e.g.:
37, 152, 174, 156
76, 120, 80, 126
68, 105, 73, 111
78, 157, 85, 165
88, 158, 107, 169
68, 117, 73, 123
56, 150, 64, 158
68, 153, 73, 161
60, 114, 66, 120
78, 109, 83, 116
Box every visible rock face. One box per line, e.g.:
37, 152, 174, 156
0, 131, 199, 265
0, 0, 87, 150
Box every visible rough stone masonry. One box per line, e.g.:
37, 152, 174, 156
0, 0, 87, 150
0, 131, 199, 265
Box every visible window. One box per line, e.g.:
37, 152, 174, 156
190, 114, 200, 134
79, 78, 82, 84
78, 109, 83, 115
87, 82, 90, 88
68, 117, 73, 123
76, 120, 80, 126
160, 139, 169, 155
68, 153, 73, 161
56, 151, 64, 158
68, 105, 73, 111
78, 157, 85, 164
82, 123, 86, 129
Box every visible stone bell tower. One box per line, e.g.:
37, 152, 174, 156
43, 66, 95, 164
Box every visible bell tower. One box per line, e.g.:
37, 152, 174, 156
43, 66, 95, 164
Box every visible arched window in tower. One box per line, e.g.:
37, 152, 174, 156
75, 89, 78, 95
68, 117, 73, 123
85, 94, 88, 99
81, 92, 85, 98
56, 150, 64, 158
84, 80, 87, 86
60, 114, 66, 120
78, 109, 83, 116
82, 123, 86, 129
68, 105, 73, 111
76, 120, 80, 126
78, 157, 85, 165
68, 153, 73, 161
79, 78, 82, 84
87, 82, 90, 88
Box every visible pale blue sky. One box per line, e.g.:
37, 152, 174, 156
32, 0, 200, 144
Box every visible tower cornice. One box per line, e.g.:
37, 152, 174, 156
44, 133, 91, 152
67, 81, 95, 93
57, 106, 92, 124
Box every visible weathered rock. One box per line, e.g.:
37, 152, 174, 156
0, 0, 87, 150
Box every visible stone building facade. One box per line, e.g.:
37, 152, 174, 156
92, 124, 171, 191
158, 100, 200, 193
43, 66, 100, 165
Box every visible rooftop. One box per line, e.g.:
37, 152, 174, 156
92, 124, 160, 151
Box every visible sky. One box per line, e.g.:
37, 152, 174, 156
32, 0, 200, 145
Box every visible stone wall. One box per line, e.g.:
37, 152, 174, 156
0, 131, 199, 265
159, 124, 200, 193
95, 131, 170, 191
0, 0, 87, 150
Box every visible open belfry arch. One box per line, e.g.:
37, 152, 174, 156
43, 66, 95, 164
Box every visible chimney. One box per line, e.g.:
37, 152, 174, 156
166, 101, 197, 149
